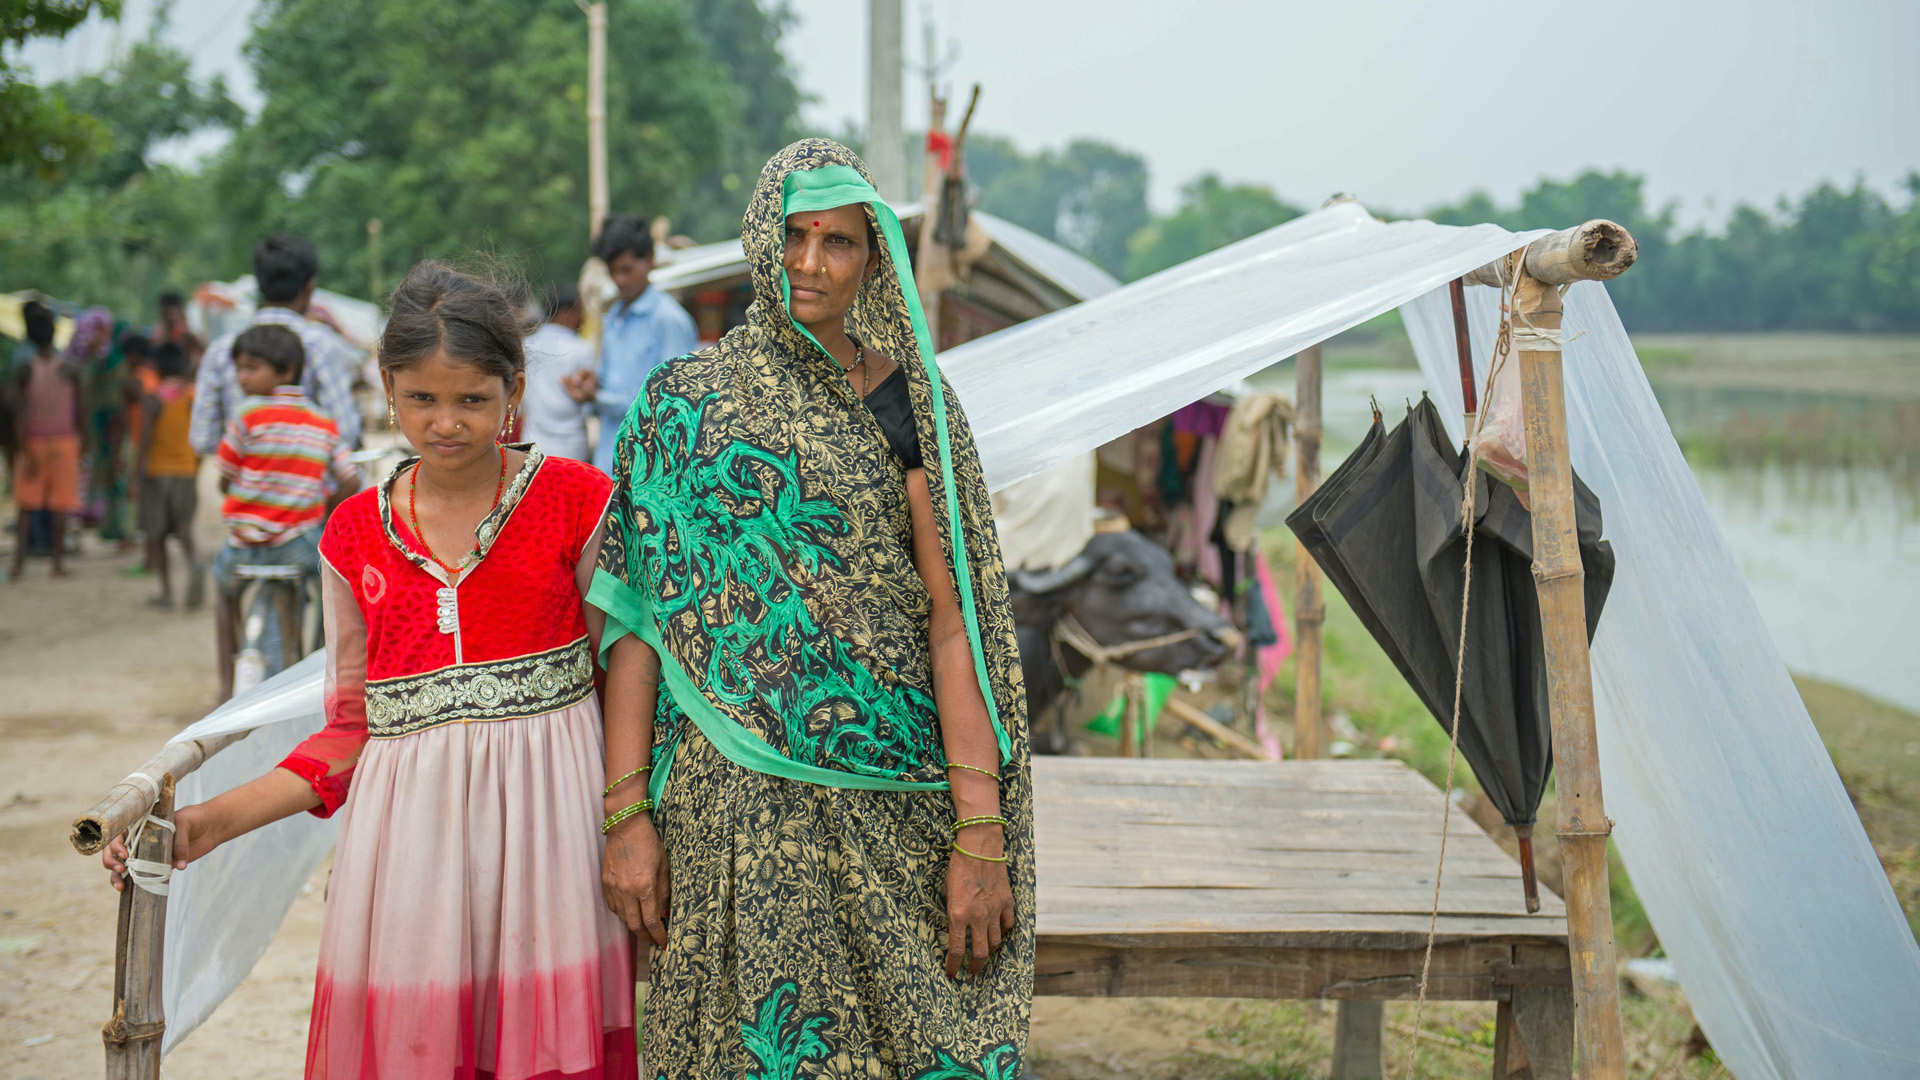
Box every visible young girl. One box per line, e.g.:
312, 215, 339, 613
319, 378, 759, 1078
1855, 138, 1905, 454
105, 262, 638, 1080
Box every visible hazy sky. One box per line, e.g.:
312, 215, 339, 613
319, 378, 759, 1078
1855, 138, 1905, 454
20, 0, 1919, 225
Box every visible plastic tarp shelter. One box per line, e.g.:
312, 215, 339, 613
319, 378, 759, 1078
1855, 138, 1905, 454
156, 201, 1920, 1077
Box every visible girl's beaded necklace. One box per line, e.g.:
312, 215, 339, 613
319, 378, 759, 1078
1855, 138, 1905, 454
408, 443, 508, 584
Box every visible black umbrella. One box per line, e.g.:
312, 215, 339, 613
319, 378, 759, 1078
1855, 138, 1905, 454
1287, 396, 1614, 910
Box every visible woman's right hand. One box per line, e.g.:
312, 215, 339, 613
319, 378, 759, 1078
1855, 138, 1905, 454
602, 814, 670, 949
102, 803, 227, 892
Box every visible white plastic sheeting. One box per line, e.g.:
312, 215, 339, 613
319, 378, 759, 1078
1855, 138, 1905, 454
939, 200, 1549, 491
1402, 284, 1920, 1079
150, 201, 1920, 1072
159, 652, 335, 1053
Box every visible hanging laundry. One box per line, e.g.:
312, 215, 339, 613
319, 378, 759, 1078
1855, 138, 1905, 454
1213, 391, 1294, 552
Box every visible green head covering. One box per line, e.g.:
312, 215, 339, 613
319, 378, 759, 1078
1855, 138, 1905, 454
590, 138, 1029, 796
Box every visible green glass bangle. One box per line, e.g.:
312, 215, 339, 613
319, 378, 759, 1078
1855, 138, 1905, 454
951, 839, 1009, 864
951, 815, 1009, 833
601, 799, 654, 834
602, 765, 651, 797
944, 761, 1000, 781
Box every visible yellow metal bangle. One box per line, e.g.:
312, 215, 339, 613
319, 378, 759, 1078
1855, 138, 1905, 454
601, 799, 654, 834
951, 839, 1009, 864
951, 815, 1008, 833
602, 766, 651, 797
945, 761, 1000, 781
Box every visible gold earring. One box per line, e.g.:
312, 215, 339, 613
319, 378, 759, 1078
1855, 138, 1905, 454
387, 400, 397, 429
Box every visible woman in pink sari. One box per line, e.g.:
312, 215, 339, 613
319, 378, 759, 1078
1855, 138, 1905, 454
106, 262, 639, 1080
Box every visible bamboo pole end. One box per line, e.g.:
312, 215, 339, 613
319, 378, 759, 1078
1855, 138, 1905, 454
72, 815, 108, 856
1467, 218, 1640, 288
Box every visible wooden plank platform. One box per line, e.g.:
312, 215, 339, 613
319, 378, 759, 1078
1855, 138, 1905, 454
1032, 756, 1570, 1003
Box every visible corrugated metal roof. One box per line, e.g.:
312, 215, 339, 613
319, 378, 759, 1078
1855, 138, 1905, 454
648, 201, 1120, 304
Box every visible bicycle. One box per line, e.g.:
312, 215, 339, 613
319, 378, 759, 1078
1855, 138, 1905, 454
230, 562, 310, 697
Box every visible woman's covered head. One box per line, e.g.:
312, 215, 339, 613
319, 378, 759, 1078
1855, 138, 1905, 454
743, 139, 924, 363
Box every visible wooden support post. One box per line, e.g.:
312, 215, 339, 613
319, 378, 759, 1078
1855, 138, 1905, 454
1330, 1000, 1384, 1080
102, 775, 174, 1079
1492, 1000, 1529, 1079
1292, 343, 1325, 761
1513, 272, 1627, 1080
915, 90, 949, 339
1118, 673, 1140, 758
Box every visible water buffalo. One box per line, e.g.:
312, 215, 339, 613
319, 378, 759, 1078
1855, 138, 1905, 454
1007, 531, 1235, 754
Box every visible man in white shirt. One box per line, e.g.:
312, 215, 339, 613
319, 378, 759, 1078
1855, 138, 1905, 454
520, 285, 596, 463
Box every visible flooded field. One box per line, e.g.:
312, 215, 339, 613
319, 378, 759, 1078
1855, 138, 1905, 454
1252, 332, 1920, 713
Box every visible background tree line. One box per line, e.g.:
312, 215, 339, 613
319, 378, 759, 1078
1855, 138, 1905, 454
5, 0, 1917, 333
2, 0, 799, 315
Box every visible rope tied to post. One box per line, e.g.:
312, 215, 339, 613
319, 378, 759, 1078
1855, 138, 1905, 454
122, 812, 176, 897
1401, 249, 1527, 1078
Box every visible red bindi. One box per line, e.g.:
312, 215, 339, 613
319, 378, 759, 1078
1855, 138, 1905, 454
813, 220, 820, 227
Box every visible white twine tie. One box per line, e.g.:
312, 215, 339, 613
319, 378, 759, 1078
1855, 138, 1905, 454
123, 813, 176, 897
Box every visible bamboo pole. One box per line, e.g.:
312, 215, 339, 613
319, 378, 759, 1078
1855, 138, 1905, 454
1512, 266, 1628, 1080
1466, 219, 1637, 288
102, 775, 174, 1079
1291, 343, 1324, 761
1161, 699, 1271, 761
71, 731, 246, 855
1117, 673, 1140, 758
914, 89, 949, 338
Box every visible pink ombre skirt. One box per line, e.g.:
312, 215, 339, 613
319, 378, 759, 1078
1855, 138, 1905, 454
306, 700, 637, 1080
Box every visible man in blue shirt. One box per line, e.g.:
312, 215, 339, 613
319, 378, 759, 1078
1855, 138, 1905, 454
577, 214, 698, 474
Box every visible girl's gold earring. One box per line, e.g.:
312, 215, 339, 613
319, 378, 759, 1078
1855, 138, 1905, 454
387, 400, 398, 429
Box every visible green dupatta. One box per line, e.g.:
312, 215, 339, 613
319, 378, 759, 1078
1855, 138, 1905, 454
588, 139, 1028, 801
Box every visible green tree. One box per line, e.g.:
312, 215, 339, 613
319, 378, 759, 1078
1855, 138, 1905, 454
0, 40, 240, 315
672, 0, 803, 240
1, 0, 122, 179
1867, 174, 1920, 328
967, 135, 1149, 280
1124, 174, 1301, 281
206, 0, 741, 293
967, 134, 1144, 278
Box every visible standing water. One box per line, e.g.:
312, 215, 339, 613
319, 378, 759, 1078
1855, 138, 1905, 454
1251, 359, 1920, 713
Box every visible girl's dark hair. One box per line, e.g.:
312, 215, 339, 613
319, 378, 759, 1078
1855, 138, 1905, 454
379, 260, 533, 382
153, 342, 190, 379
592, 214, 654, 263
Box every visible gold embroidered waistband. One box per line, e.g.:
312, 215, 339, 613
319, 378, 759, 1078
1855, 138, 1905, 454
365, 637, 596, 738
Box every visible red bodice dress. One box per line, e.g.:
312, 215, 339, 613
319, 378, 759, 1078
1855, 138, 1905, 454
278, 447, 636, 1080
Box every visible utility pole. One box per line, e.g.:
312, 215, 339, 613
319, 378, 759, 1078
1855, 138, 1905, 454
585, 1, 609, 239
866, 0, 905, 201
578, 1, 612, 354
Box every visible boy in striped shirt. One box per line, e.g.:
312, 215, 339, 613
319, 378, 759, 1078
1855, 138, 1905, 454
212, 324, 359, 699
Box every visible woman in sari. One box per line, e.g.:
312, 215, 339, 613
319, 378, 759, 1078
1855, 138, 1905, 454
589, 139, 1035, 1078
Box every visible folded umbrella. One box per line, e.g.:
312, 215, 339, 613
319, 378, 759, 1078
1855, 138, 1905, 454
1288, 395, 1615, 909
